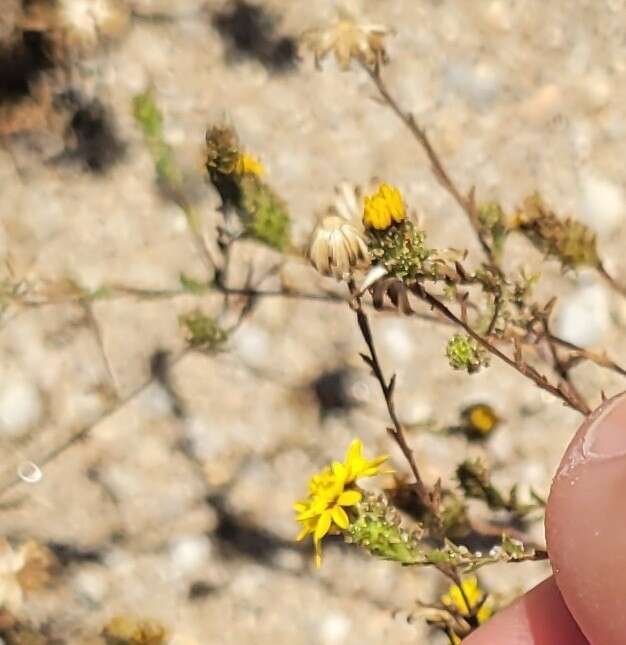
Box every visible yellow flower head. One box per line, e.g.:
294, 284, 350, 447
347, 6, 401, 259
294, 438, 389, 567
234, 151, 265, 177
363, 183, 406, 230
463, 403, 499, 438
441, 576, 493, 625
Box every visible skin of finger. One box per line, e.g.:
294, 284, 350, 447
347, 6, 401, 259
546, 393, 626, 645
463, 577, 587, 645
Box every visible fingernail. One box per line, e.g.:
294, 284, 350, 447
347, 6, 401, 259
583, 393, 626, 459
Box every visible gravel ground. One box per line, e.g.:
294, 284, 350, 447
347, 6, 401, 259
1, 1, 626, 643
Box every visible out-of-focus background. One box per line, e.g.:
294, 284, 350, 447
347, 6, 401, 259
1, 0, 626, 642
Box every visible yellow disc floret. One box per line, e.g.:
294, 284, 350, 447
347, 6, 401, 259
363, 183, 406, 230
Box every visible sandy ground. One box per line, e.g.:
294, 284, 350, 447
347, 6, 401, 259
1, 0, 626, 643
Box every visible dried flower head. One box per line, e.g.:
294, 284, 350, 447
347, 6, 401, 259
329, 181, 363, 223
363, 183, 406, 230
205, 125, 241, 176
0, 539, 55, 615
294, 439, 389, 566
23, 0, 130, 56
456, 459, 506, 509
309, 215, 370, 279
102, 615, 167, 645
512, 193, 600, 269
301, 9, 391, 70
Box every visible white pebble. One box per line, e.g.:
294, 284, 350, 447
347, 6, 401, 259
580, 174, 624, 236
379, 320, 414, 364
233, 325, 270, 367
519, 84, 563, 123
0, 378, 42, 438
444, 62, 500, 107
580, 72, 612, 111
73, 567, 109, 604
169, 535, 212, 575
555, 279, 609, 347
320, 612, 351, 645
483, 1, 512, 31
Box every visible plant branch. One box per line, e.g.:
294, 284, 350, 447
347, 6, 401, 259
598, 261, 626, 299
364, 64, 501, 273
349, 282, 440, 518
412, 284, 589, 414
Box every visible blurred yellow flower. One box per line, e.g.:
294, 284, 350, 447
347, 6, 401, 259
294, 438, 389, 567
441, 576, 493, 625
363, 183, 406, 230
463, 403, 500, 438
234, 152, 265, 177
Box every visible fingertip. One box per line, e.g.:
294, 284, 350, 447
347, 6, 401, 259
464, 577, 586, 645
546, 391, 626, 644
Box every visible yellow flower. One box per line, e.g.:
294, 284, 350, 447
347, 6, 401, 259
294, 439, 389, 567
343, 438, 390, 483
363, 183, 406, 230
234, 152, 265, 177
441, 576, 493, 624
463, 403, 500, 438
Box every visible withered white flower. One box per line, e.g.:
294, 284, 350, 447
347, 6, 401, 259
23, 0, 130, 53
309, 215, 370, 280
301, 9, 392, 70
0, 538, 54, 614
0, 539, 25, 614
331, 181, 363, 222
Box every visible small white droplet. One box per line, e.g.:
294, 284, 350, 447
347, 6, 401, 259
18, 461, 42, 483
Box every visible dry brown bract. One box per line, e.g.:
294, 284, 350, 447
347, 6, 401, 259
301, 9, 392, 70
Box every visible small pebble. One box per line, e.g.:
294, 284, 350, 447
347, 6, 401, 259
483, 1, 513, 31
0, 378, 42, 438
580, 174, 624, 236
320, 612, 351, 645
555, 278, 609, 347
169, 535, 212, 575
233, 324, 271, 367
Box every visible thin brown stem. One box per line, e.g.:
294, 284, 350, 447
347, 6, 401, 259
349, 283, 439, 517
412, 284, 589, 415
598, 262, 626, 299
547, 333, 626, 378
538, 308, 591, 415
364, 64, 501, 274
